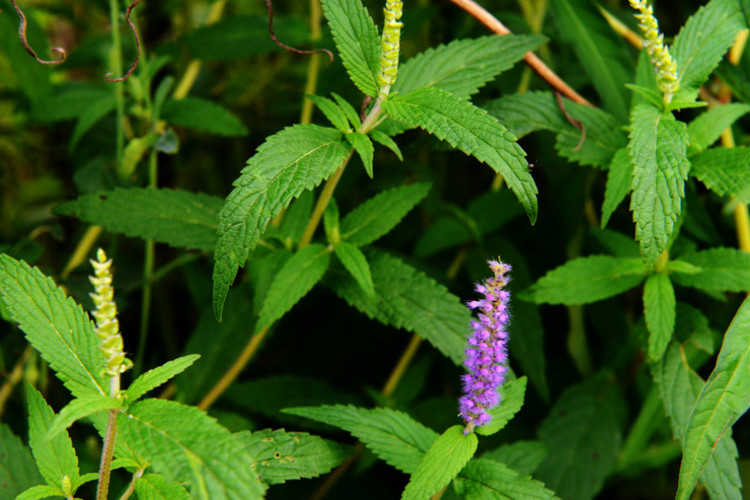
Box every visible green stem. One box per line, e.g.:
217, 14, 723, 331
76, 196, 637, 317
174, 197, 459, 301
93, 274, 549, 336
96, 377, 121, 500
117, 468, 144, 500
617, 386, 664, 472
110, 0, 125, 165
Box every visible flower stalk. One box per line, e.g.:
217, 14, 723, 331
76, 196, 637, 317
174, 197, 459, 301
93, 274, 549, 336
377, 0, 403, 98
459, 259, 512, 433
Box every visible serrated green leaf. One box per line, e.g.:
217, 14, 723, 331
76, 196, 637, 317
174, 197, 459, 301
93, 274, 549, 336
346, 132, 374, 177
331, 92, 362, 128
654, 338, 741, 500
47, 394, 121, 440
394, 34, 546, 99
321, 0, 380, 96
55, 188, 223, 252
0, 255, 107, 398
161, 97, 248, 136
126, 354, 200, 402
665, 260, 701, 275
118, 399, 266, 500
549, 0, 632, 120
0, 424, 43, 498
453, 458, 557, 500
589, 228, 640, 258
677, 294, 750, 499
485, 91, 569, 138
520, 255, 647, 305
333, 241, 375, 298
402, 425, 477, 500
307, 94, 351, 132
536, 376, 624, 500
601, 149, 633, 228
15, 484, 65, 500
135, 473, 191, 500
325, 249, 470, 365
382, 88, 537, 223
340, 182, 430, 245
476, 377, 527, 437
644, 273, 676, 362
258, 244, 331, 330
369, 129, 403, 160
687, 103, 750, 154
26, 385, 81, 490
671, 247, 750, 292
70, 94, 116, 149
672, 0, 744, 98
481, 440, 548, 476
690, 147, 750, 203
237, 428, 352, 484
629, 105, 690, 267
284, 405, 438, 474
213, 124, 348, 320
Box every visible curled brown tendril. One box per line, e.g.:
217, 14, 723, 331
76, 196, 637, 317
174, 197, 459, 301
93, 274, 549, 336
265, 0, 333, 65
555, 92, 586, 153
360, 95, 372, 122
106, 0, 141, 82
10, 0, 66, 65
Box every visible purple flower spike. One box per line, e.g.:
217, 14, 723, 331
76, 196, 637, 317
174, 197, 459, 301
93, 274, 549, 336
459, 259, 511, 433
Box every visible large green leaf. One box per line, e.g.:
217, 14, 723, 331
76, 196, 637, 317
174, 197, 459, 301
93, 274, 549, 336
402, 425, 477, 500
481, 440, 547, 476
453, 458, 557, 500
628, 104, 690, 268
671, 247, 750, 292
672, 0, 744, 98
135, 473, 191, 500
476, 377, 527, 437
687, 103, 750, 154
677, 294, 750, 499
394, 34, 545, 99
339, 182, 430, 245
321, 0, 380, 96
690, 147, 750, 203
0, 254, 107, 398
161, 97, 248, 136
519, 255, 647, 305
213, 124, 349, 319
549, 0, 632, 120
0, 424, 44, 498
325, 249, 470, 365
237, 428, 352, 484
643, 273, 676, 362
601, 149, 632, 228
55, 188, 223, 252
535, 376, 624, 500
382, 87, 537, 223
47, 393, 122, 440
125, 354, 201, 402
118, 399, 266, 500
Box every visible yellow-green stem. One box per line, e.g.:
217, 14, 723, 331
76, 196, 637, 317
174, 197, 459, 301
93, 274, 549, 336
382, 335, 423, 398
299, 0, 323, 124
0, 345, 32, 419
117, 468, 145, 500
110, 0, 125, 164
96, 376, 121, 500
61, 226, 103, 279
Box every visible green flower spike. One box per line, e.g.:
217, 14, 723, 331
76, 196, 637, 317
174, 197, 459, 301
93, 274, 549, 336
377, 0, 404, 98
90, 248, 132, 377
629, 0, 679, 104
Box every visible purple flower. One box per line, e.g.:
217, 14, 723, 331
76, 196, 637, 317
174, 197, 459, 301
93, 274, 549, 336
458, 259, 511, 432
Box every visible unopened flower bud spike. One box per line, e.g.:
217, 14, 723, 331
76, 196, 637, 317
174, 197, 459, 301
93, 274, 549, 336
377, 0, 403, 98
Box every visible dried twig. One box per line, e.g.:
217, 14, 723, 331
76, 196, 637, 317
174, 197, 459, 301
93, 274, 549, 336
265, 0, 334, 64
106, 0, 142, 82
10, 0, 66, 65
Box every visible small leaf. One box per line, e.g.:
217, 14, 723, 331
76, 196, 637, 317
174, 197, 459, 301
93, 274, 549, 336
476, 377, 527, 436
677, 294, 750, 499
481, 440, 548, 476
369, 130, 403, 160
55, 188, 223, 252
120, 133, 158, 179
135, 473, 191, 500
16, 484, 65, 500
70, 95, 116, 149
687, 103, 750, 154
643, 273, 676, 362
346, 132, 375, 178
382, 87, 537, 223
520, 255, 647, 305
331, 92, 362, 128
0, 255, 107, 398
0, 424, 43, 498
161, 97, 248, 136
47, 394, 121, 440
340, 182, 430, 245
453, 458, 557, 500
237, 428, 352, 484
402, 425, 478, 500
670, 248, 750, 292
258, 244, 331, 330
126, 354, 201, 402
333, 241, 375, 298
629, 104, 690, 268
601, 149, 633, 228
690, 147, 750, 203
307, 94, 351, 132
321, 0, 380, 96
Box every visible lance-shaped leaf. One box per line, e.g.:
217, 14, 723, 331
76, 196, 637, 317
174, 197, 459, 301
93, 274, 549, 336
453, 458, 557, 500
47, 393, 122, 440
237, 428, 352, 484
628, 105, 690, 268
677, 295, 750, 499
307, 94, 351, 132
125, 354, 201, 402
321, 0, 380, 96
476, 376, 527, 437
690, 147, 750, 203
687, 103, 750, 154
644, 273, 676, 362
382, 87, 537, 223
118, 399, 266, 500
519, 255, 647, 305
333, 242, 375, 298
0, 255, 107, 398
55, 188, 223, 252
601, 149, 633, 228
346, 132, 374, 177
213, 124, 349, 320
671, 247, 750, 292
0, 424, 43, 498
161, 97, 248, 137
257, 244, 331, 331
